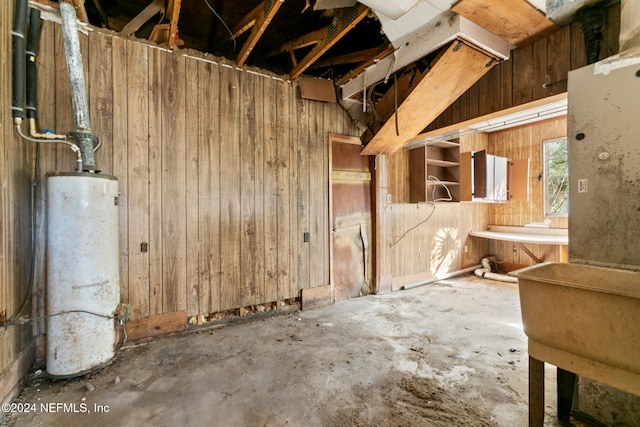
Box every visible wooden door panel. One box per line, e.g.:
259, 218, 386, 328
330, 135, 373, 301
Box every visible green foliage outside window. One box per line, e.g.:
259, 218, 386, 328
544, 138, 568, 216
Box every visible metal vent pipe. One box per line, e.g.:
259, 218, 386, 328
58, 1, 97, 171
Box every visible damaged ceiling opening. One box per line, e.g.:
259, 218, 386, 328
60, 0, 605, 151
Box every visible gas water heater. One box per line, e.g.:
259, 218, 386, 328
46, 172, 120, 377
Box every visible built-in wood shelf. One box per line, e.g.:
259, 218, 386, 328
409, 139, 461, 202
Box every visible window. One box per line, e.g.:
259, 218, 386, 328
544, 138, 569, 216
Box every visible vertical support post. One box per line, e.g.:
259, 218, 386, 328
529, 355, 545, 426
557, 368, 577, 424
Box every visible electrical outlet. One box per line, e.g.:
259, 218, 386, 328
387, 194, 392, 204
578, 179, 588, 193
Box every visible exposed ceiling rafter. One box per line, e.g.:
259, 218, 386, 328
119, 0, 165, 37
237, 0, 284, 66
337, 44, 394, 86
452, 0, 558, 47
362, 40, 499, 155
289, 4, 370, 79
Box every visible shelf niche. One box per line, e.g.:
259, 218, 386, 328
409, 139, 461, 203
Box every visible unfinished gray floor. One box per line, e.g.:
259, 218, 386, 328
4, 276, 570, 426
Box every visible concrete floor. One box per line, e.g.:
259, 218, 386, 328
3, 275, 574, 426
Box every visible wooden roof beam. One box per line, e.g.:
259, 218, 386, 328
289, 4, 369, 79
282, 27, 326, 52
337, 44, 394, 85
237, 0, 284, 67
119, 0, 165, 37
311, 46, 384, 69
231, 3, 262, 39
452, 0, 557, 47
167, 0, 183, 49
361, 41, 498, 155
68, 0, 89, 23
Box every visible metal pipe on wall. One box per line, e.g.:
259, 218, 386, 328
11, 0, 28, 122
25, 8, 66, 141
58, 1, 97, 171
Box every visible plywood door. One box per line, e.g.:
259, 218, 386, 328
330, 134, 373, 300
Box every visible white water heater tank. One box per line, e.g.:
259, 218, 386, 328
46, 172, 120, 377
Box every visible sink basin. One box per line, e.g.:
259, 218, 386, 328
515, 262, 640, 396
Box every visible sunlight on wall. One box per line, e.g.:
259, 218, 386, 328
430, 227, 460, 277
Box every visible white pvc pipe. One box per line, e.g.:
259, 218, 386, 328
474, 258, 518, 283
402, 264, 482, 290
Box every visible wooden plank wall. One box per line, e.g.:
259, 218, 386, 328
31, 22, 358, 330
377, 132, 490, 288
488, 116, 568, 266
0, 0, 36, 404
425, 2, 620, 132
385, 4, 621, 273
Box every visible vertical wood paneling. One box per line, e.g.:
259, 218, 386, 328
263, 77, 278, 303
185, 57, 200, 317
570, 21, 586, 71
0, 0, 33, 388
468, 83, 479, 121
148, 47, 164, 316
546, 25, 570, 95
296, 96, 310, 293
112, 37, 129, 312
309, 99, 326, 289
110, 33, 129, 314
532, 38, 547, 101
477, 65, 501, 116
125, 41, 149, 320
34, 21, 58, 337
197, 60, 220, 315
512, 44, 533, 105
280, 80, 295, 300
219, 65, 242, 311
499, 59, 513, 110
253, 75, 266, 305
89, 31, 114, 173
53, 25, 75, 171
240, 71, 257, 307
23, 26, 358, 340
161, 52, 187, 313
0, 0, 7, 375
489, 117, 568, 230
604, 2, 620, 57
